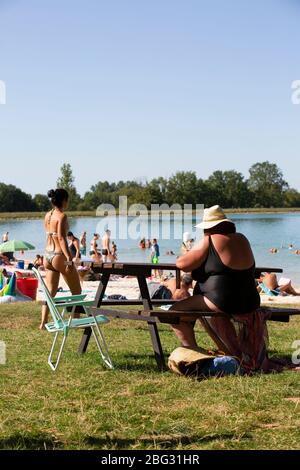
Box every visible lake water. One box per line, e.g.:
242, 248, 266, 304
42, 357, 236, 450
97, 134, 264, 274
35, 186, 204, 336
1, 213, 300, 283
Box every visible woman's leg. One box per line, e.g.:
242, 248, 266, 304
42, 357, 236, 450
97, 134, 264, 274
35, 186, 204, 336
62, 265, 82, 296
40, 269, 60, 330
169, 295, 220, 349
46, 256, 82, 317
279, 282, 299, 296
62, 265, 82, 317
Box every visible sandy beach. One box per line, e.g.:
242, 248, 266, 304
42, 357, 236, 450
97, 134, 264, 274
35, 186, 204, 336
35, 272, 300, 307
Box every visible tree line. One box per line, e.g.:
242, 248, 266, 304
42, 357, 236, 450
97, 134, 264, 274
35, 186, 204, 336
1, 161, 300, 212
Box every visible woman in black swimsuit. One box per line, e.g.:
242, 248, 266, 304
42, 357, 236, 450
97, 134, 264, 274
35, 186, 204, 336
67, 232, 81, 260
170, 205, 260, 349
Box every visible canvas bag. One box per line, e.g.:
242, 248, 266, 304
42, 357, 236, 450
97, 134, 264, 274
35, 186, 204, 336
168, 347, 224, 377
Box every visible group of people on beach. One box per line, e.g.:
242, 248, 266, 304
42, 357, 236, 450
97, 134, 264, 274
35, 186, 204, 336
37, 189, 300, 375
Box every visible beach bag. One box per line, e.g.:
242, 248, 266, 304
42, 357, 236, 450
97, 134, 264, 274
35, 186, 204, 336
168, 347, 222, 377
140, 282, 172, 300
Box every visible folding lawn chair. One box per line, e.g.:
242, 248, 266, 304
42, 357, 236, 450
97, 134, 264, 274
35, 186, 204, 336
32, 268, 113, 371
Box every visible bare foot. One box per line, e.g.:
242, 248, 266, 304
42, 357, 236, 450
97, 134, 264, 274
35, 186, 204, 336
39, 323, 46, 331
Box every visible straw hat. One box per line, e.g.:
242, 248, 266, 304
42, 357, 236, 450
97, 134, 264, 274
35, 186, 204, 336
196, 205, 233, 230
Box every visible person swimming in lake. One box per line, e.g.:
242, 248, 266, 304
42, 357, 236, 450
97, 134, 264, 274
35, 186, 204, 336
102, 230, 111, 263
80, 231, 87, 256
139, 238, 146, 250
181, 232, 195, 256
111, 241, 118, 260
90, 234, 102, 263
40, 189, 82, 330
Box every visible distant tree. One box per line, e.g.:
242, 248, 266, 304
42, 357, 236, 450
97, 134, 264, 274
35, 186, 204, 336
283, 188, 300, 208
56, 163, 81, 210
33, 194, 51, 212
0, 183, 35, 212
207, 170, 252, 208
146, 177, 168, 206
82, 181, 118, 210
165, 172, 200, 205
247, 162, 288, 207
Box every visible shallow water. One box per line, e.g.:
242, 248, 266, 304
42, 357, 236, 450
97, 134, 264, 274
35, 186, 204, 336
1, 213, 300, 283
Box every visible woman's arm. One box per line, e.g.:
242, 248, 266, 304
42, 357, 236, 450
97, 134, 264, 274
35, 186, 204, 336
176, 236, 209, 272
57, 215, 72, 262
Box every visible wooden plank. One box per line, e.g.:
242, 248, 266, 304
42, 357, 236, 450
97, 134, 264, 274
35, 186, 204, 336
78, 272, 110, 354
92, 307, 300, 324
100, 299, 177, 306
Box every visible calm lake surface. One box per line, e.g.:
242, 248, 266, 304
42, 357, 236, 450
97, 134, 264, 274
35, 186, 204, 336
1, 213, 300, 283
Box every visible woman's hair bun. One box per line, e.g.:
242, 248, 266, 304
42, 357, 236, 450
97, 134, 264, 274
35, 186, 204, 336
47, 189, 56, 199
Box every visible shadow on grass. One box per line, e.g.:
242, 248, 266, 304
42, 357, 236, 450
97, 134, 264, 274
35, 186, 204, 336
0, 432, 64, 450
83, 432, 252, 449
115, 351, 174, 372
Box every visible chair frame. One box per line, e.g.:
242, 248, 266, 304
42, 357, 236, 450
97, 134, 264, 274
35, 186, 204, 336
32, 268, 113, 371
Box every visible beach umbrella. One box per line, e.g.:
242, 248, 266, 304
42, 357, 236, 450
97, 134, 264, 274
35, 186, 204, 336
0, 240, 35, 253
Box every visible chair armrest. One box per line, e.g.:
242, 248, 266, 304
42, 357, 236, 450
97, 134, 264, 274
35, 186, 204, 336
56, 300, 95, 309
54, 294, 87, 303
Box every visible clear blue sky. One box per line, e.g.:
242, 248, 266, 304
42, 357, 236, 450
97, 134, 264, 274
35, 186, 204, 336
0, 0, 299, 196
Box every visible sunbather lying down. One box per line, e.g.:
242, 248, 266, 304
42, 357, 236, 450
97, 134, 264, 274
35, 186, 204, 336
258, 273, 300, 296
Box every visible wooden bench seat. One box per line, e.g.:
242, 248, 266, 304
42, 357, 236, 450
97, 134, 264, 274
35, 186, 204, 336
87, 306, 300, 370
91, 306, 300, 324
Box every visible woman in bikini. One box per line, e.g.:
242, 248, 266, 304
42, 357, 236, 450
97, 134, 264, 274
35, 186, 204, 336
40, 189, 82, 330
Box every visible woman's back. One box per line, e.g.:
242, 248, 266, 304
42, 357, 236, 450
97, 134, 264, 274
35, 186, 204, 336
45, 210, 65, 252
208, 233, 255, 270
193, 233, 260, 314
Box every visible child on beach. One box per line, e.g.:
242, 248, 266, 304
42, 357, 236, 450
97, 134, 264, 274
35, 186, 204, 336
150, 239, 160, 278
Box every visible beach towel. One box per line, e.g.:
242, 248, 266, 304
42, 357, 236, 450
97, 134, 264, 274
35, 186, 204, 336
0, 273, 17, 297
0, 272, 5, 290
199, 309, 272, 373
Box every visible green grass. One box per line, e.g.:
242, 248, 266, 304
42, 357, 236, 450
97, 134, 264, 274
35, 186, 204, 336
0, 302, 300, 450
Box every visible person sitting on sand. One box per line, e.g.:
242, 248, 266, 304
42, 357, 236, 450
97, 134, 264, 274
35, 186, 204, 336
258, 272, 299, 296
163, 274, 193, 301
33, 254, 44, 270
0, 253, 10, 266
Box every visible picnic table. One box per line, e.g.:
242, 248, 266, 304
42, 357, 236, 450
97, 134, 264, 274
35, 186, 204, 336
78, 262, 296, 371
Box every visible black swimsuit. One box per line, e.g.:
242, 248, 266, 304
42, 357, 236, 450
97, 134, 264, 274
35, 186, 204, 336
192, 236, 260, 314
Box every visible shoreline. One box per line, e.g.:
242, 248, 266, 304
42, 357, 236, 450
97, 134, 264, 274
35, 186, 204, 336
1, 208, 300, 221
